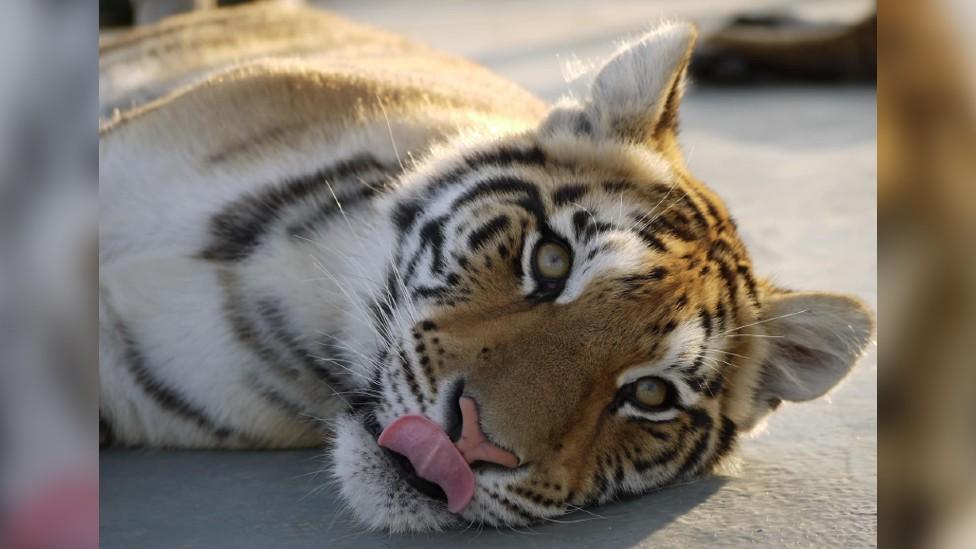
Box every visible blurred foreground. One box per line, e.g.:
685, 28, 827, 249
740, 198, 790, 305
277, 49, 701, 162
878, 1, 976, 547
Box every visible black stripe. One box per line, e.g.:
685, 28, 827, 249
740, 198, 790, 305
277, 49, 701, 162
678, 191, 710, 230
246, 374, 320, 426
687, 406, 714, 430
404, 215, 449, 282
199, 154, 397, 262
634, 226, 668, 252
113, 316, 240, 441
633, 436, 683, 473
582, 220, 616, 244
485, 489, 537, 522
707, 238, 735, 261
738, 264, 761, 307
412, 285, 451, 300
705, 416, 739, 470
585, 455, 611, 504
467, 215, 511, 251
714, 301, 727, 333
427, 145, 548, 198
718, 261, 740, 303
673, 429, 712, 480
648, 214, 698, 242
699, 307, 713, 338
389, 145, 549, 236
451, 176, 538, 211
398, 349, 427, 413
286, 184, 384, 240
695, 189, 723, 223
392, 199, 423, 232
510, 487, 561, 509
220, 271, 348, 394
618, 267, 667, 294
553, 184, 587, 206
572, 210, 590, 241
256, 298, 341, 384
705, 371, 725, 396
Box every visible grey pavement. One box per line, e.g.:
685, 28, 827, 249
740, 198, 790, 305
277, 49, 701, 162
100, 1, 877, 547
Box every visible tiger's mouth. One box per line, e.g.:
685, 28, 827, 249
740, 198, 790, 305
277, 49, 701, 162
361, 412, 450, 504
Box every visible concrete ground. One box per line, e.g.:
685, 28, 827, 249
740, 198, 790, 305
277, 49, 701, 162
100, 0, 877, 547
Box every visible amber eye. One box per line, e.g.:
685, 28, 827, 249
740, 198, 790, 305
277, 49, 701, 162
630, 377, 672, 410
534, 242, 571, 279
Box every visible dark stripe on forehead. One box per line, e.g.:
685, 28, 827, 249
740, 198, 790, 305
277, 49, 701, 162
393, 145, 553, 237
467, 215, 511, 251
582, 220, 617, 244
553, 184, 587, 206
403, 215, 448, 281
572, 210, 590, 241
425, 144, 548, 197
451, 176, 539, 211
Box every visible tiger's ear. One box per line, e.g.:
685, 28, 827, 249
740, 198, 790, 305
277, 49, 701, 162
547, 22, 697, 145
729, 292, 875, 431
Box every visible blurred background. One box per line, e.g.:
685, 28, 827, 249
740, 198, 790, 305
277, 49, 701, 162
0, 0, 971, 547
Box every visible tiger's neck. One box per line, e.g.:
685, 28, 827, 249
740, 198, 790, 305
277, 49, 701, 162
217, 168, 404, 394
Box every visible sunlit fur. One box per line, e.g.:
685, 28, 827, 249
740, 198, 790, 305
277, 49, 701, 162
99, 4, 874, 531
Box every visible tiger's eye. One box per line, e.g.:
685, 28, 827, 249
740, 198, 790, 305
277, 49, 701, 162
535, 242, 571, 279
633, 377, 669, 408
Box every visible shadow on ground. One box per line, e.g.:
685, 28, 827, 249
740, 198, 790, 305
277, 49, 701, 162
100, 450, 726, 549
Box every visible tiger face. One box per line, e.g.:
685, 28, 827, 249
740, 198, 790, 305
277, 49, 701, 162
333, 23, 873, 532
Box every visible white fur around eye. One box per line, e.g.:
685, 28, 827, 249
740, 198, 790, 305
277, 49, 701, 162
519, 232, 542, 295
618, 401, 680, 423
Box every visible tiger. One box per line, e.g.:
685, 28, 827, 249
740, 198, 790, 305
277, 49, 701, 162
99, 3, 875, 532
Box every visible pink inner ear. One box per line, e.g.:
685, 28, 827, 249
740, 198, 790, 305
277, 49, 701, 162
455, 397, 519, 469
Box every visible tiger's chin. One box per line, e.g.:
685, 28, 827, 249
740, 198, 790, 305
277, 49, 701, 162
331, 413, 464, 532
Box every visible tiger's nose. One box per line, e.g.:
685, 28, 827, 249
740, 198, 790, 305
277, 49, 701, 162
454, 397, 520, 468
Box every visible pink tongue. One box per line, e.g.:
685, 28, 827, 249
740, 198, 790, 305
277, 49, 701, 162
378, 415, 475, 513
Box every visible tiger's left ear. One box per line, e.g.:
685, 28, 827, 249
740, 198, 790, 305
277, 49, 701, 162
728, 292, 875, 431
548, 22, 698, 145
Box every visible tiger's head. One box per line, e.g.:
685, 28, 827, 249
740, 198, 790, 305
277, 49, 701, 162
332, 22, 874, 532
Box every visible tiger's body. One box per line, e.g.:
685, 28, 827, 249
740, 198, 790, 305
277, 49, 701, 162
100, 4, 545, 450
99, 4, 873, 532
